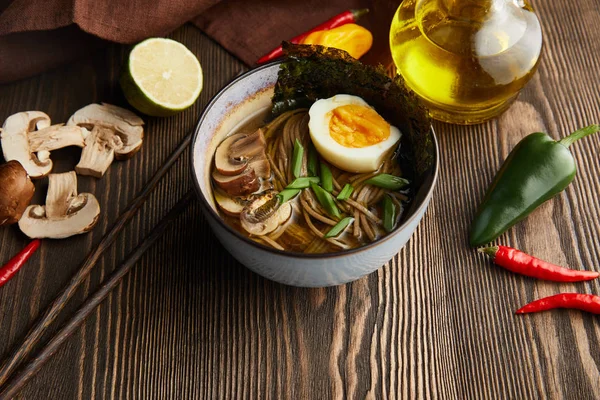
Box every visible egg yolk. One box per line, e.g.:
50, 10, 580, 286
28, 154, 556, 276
329, 104, 390, 148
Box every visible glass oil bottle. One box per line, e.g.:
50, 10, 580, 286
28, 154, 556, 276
389, 0, 542, 124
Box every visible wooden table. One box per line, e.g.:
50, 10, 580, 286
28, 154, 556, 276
1, 1, 599, 398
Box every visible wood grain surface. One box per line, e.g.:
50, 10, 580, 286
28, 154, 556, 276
1, 0, 600, 398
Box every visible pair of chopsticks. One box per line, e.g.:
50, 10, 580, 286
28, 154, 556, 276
0, 131, 194, 398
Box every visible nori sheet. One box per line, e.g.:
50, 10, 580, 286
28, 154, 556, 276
271, 42, 434, 185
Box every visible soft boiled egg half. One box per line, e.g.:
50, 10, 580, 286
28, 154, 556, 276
308, 95, 401, 173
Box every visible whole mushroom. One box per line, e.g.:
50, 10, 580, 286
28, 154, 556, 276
0, 161, 35, 226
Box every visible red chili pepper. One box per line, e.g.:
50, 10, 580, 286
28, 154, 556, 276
256, 8, 369, 64
479, 245, 599, 282
516, 293, 600, 314
0, 239, 41, 289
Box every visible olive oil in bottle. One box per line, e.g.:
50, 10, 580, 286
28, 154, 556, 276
389, 0, 542, 124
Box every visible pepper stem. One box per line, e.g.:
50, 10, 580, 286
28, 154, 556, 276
558, 124, 600, 148
478, 246, 499, 259
351, 8, 370, 20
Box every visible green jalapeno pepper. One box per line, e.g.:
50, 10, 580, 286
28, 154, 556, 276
470, 124, 600, 247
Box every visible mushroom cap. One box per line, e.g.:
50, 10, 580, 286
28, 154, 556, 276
18, 193, 100, 239
214, 133, 248, 176
0, 161, 35, 225
1, 111, 53, 178
66, 103, 144, 159
214, 189, 247, 217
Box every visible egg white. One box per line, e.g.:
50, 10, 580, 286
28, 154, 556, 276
308, 95, 401, 173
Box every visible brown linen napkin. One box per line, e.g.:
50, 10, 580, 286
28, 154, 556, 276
0, 0, 396, 84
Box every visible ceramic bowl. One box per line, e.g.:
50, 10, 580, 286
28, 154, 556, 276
191, 62, 439, 287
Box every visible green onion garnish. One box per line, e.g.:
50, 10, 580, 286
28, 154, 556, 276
310, 182, 341, 219
336, 183, 354, 200
324, 217, 354, 238
382, 195, 397, 233
320, 162, 333, 192
365, 174, 409, 190
286, 177, 320, 189
307, 144, 319, 177
277, 188, 301, 203
292, 139, 304, 179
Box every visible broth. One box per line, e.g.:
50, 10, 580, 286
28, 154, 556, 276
211, 108, 411, 254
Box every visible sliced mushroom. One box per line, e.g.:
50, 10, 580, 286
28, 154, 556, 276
254, 177, 274, 194
0, 161, 35, 225
212, 128, 271, 197
240, 192, 292, 236
76, 126, 124, 178
213, 168, 260, 196
229, 129, 267, 160
1, 112, 86, 178
214, 189, 247, 216
67, 103, 144, 161
18, 171, 100, 239
214, 134, 248, 176
248, 153, 271, 179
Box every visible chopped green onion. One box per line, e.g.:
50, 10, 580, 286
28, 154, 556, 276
365, 174, 409, 191
320, 162, 333, 192
310, 182, 341, 219
336, 183, 354, 200
382, 195, 397, 233
307, 144, 319, 177
292, 139, 304, 179
324, 217, 354, 238
286, 177, 320, 189
277, 188, 301, 203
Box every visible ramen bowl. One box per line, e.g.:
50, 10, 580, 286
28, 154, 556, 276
191, 62, 439, 287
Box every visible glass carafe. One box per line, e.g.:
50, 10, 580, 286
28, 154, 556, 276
389, 0, 542, 124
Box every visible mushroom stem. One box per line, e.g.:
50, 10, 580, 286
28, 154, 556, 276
46, 172, 78, 219
76, 126, 123, 178
28, 125, 86, 153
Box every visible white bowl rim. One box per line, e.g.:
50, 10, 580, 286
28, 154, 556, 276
190, 60, 440, 260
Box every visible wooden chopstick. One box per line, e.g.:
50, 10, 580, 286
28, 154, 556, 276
0, 190, 195, 399
0, 132, 192, 388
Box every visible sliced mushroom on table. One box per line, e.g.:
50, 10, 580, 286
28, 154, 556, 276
67, 103, 144, 178
76, 126, 124, 178
0, 161, 35, 226
18, 171, 101, 239
1, 111, 86, 178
